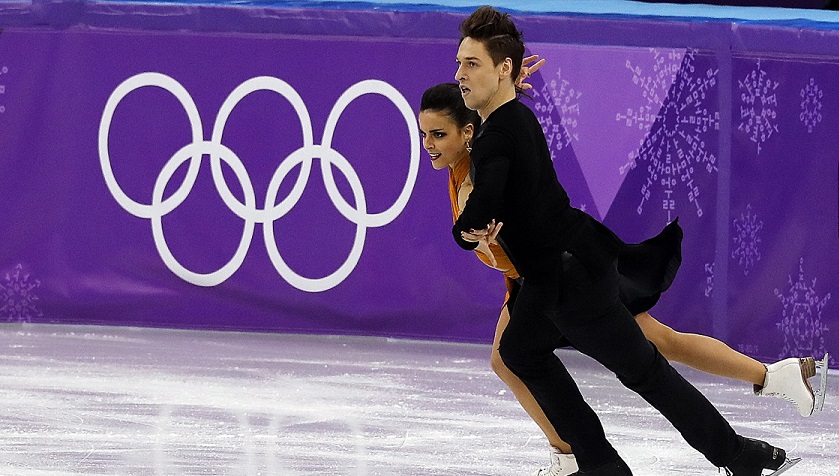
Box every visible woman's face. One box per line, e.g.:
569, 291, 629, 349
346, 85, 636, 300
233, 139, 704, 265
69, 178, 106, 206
418, 109, 472, 171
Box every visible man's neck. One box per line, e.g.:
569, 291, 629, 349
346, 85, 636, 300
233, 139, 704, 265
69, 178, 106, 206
478, 84, 517, 122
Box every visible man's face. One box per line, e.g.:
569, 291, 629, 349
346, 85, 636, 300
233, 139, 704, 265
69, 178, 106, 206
454, 37, 505, 116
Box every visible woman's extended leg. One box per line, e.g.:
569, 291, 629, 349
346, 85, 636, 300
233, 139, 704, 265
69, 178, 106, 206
636, 311, 819, 416
634, 312, 765, 384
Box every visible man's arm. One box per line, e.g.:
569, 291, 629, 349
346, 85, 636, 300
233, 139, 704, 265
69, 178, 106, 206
452, 130, 512, 250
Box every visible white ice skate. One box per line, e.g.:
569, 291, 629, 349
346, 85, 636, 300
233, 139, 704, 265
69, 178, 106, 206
532, 448, 578, 476
755, 354, 829, 417
814, 352, 829, 412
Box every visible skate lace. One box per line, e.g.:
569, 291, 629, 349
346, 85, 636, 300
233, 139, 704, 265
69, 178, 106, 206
534, 458, 567, 476
764, 385, 815, 417
766, 391, 803, 411
534, 465, 563, 476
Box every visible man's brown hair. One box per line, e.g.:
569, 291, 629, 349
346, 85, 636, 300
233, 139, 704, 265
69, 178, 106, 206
459, 6, 525, 88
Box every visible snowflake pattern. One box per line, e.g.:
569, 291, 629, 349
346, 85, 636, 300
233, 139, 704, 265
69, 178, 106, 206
774, 258, 830, 360
0, 264, 43, 323
738, 60, 779, 154
800, 77, 823, 134
0, 65, 7, 114
731, 204, 763, 275
704, 262, 714, 298
618, 49, 720, 222
532, 67, 581, 161
617, 49, 684, 158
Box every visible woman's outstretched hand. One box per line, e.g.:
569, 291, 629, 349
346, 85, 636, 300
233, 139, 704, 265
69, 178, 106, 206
460, 219, 504, 268
516, 54, 546, 90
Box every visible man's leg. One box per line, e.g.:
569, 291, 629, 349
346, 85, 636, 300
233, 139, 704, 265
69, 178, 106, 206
556, 253, 742, 467
499, 273, 623, 471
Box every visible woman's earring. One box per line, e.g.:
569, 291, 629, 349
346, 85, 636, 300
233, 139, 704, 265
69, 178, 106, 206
465, 141, 472, 153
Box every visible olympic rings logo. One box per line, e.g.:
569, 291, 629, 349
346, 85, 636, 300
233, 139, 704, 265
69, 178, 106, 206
98, 73, 420, 292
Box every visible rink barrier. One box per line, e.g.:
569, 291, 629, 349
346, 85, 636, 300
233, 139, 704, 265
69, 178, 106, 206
0, 0, 835, 367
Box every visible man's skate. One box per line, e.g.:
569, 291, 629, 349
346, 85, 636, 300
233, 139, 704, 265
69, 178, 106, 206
724, 438, 800, 476
755, 353, 829, 417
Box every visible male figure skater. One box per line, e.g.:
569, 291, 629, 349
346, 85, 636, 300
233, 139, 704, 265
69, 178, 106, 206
451, 6, 798, 475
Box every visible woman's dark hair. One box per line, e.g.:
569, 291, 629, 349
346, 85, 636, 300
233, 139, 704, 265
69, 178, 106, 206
419, 83, 481, 130
458, 6, 525, 88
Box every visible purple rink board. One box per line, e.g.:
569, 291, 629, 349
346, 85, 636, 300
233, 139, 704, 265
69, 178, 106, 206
0, 2, 837, 367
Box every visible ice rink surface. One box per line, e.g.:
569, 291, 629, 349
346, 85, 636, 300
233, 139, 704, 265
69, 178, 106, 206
0, 324, 835, 475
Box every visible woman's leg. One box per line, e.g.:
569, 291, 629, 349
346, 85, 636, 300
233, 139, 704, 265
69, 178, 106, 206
491, 305, 572, 453
634, 312, 766, 385
636, 311, 820, 417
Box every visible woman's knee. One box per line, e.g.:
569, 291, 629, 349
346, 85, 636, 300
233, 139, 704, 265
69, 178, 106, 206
496, 340, 528, 376
496, 341, 516, 366
491, 346, 517, 382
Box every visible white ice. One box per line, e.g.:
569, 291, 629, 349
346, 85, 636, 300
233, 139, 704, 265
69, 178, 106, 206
0, 324, 835, 475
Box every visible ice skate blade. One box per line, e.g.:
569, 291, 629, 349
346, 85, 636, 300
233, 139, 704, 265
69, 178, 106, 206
766, 457, 801, 476
814, 352, 829, 412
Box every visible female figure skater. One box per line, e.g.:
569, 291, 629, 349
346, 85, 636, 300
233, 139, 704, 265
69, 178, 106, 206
448, 6, 799, 474
418, 37, 819, 474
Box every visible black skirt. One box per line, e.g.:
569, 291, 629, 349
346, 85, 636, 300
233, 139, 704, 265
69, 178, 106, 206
616, 218, 683, 315
507, 216, 683, 318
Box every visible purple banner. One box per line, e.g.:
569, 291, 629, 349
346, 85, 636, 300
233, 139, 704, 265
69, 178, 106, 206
0, 29, 505, 340
728, 55, 838, 364
0, 5, 837, 366
524, 45, 720, 338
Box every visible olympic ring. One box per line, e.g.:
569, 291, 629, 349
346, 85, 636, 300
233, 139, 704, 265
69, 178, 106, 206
98, 73, 420, 292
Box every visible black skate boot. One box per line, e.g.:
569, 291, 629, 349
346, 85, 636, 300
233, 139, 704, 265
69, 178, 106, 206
724, 437, 801, 476
569, 458, 632, 475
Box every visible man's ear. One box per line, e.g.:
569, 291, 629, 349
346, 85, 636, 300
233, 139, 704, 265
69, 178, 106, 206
500, 57, 514, 80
